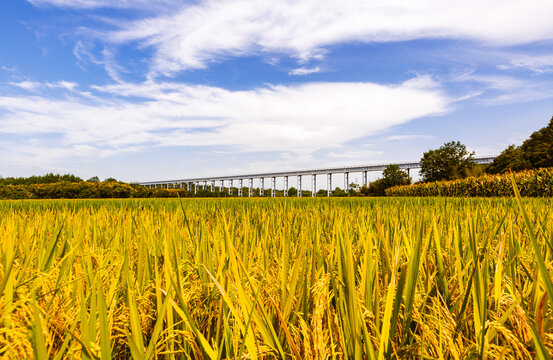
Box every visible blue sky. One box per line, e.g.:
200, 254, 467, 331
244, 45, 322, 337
1, 0, 552, 185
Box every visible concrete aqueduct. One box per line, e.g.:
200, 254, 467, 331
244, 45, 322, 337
138, 156, 496, 197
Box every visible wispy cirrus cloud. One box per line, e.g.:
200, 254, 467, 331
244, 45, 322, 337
1, 65, 18, 72
9, 80, 41, 91
451, 71, 553, 104
289, 67, 322, 76
92, 0, 553, 76
499, 54, 553, 73
9, 80, 78, 91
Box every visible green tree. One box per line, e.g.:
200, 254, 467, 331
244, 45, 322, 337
381, 164, 411, 188
87, 176, 100, 182
332, 187, 347, 196
358, 165, 411, 196
316, 189, 327, 197
288, 187, 297, 196
367, 179, 386, 196
522, 117, 553, 168
487, 117, 553, 174
359, 184, 370, 196
348, 183, 360, 194
486, 145, 530, 174
420, 141, 476, 182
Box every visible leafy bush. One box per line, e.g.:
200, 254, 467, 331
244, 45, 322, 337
386, 167, 553, 197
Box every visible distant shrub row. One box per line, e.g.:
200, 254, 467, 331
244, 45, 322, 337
0, 181, 218, 199
386, 167, 553, 197
0, 173, 84, 185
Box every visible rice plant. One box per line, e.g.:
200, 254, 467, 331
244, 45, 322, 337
0, 195, 552, 359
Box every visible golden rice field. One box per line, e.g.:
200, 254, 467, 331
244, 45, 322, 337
1, 191, 553, 359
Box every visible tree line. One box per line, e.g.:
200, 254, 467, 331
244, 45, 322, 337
0, 173, 120, 186
356, 115, 553, 195
0, 173, 84, 185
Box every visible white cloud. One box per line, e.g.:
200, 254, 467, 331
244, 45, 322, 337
99, 0, 553, 75
9, 81, 42, 91
452, 72, 553, 104
1, 66, 17, 72
289, 67, 322, 76
55, 81, 78, 91
9, 80, 78, 92
27, 0, 178, 9
0, 76, 449, 162
73, 41, 126, 82
100, 48, 126, 82
456, 74, 527, 91
384, 134, 432, 141
499, 54, 553, 73
327, 149, 383, 160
